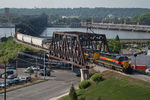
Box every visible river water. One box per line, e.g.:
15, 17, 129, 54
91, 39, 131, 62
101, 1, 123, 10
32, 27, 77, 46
1, 27, 150, 39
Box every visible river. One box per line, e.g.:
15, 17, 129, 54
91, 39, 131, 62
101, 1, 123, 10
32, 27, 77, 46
1, 27, 150, 39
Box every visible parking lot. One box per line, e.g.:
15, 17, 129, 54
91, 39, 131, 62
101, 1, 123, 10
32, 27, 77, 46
0, 66, 52, 89
0, 69, 80, 100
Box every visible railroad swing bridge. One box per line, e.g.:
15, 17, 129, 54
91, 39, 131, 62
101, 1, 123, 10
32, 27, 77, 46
49, 31, 109, 68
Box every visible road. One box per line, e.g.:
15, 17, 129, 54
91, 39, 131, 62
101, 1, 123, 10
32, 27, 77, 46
0, 70, 80, 100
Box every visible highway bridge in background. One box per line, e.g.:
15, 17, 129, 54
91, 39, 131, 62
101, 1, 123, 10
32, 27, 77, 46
81, 22, 150, 33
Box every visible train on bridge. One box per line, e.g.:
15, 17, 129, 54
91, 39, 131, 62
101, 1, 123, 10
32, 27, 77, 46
15, 32, 50, 50
15, 31, 133, 73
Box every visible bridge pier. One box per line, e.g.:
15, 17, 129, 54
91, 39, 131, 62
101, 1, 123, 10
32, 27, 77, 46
80, 69, 89, 81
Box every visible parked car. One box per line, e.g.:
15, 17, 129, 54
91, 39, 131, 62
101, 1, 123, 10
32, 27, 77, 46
24, 69, 30, 73
75, 71, 81, 77
24, 66, 36, 73
0, 82, 9, 88
13, 78, 21, 84
40, 70, 51, 76
7, 67, 16, 70
31, 66, 40, 71
1, 71, 14, 79
6, 70, 14, 75
6, 81, 14, 86
24, 67, 32, 73
145, 68, 150, 75
7, 80, 15, 85
7, 74, 17, 79
19, 76, 31, 82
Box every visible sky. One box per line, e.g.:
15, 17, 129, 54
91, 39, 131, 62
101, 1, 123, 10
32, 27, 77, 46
0, 0, 150, 8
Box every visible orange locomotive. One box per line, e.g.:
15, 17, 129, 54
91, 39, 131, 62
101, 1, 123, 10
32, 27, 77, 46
93, 52, 132, 73
73, 49, 132, 73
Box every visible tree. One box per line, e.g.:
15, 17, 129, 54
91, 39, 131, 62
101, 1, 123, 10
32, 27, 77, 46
69, 84, 78, 100
131, 16, 139, 25
138, 12, 150, 25
28, 67, 34, 76
115, 35, 120, 41
108, 39, 121, 54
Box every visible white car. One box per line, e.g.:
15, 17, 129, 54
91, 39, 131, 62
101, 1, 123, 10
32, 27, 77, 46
24, 67, 31, 73
19, 76, 31, 82
0, 82, 9, 88
7, 74, 17, 79
31, 66, 40, 71
145, 69, 150, 75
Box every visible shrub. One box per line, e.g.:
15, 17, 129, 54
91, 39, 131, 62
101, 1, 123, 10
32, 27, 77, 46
79, 96, 86, 100
95, 96, 101, 100
28, 67, 34, 76
90, 73, 102, 82
69, 84, 78, 100
34, 74, 37, 78
79, 80, 90, 89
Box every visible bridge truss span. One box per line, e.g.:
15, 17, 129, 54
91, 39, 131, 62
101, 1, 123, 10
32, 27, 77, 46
49, 31, 109, 67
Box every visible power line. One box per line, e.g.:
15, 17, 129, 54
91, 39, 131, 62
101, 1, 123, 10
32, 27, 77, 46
19, 52, 64, 63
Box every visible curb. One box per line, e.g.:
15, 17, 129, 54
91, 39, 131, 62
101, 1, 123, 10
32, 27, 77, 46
49, 92, 69, 100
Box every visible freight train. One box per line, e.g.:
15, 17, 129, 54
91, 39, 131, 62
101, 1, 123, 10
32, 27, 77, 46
15, 32, 132, 73
92, 52, 132, 73
15, 32, 50, 49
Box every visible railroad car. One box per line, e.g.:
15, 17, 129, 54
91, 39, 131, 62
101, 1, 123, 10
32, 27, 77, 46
93, 52, 132, 73
15, 32, 49, 49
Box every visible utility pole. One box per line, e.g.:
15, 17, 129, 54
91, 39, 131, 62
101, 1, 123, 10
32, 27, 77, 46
48, 53, 51, 76
36, 56, 38, 77
44, 53, 46, 80
48, 53, 50, 70
16, 51, 18, 76
4, 61, 7, 100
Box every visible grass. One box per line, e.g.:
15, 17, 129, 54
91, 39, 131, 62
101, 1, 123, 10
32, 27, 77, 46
60, 71, 150, 100
0, 37, 41, 63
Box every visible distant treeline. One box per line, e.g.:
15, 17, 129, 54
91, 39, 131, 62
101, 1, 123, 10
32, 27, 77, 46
0, 8, 150, 17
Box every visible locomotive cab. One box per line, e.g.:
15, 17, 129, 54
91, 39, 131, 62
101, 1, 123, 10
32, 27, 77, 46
118, 56, 132, 73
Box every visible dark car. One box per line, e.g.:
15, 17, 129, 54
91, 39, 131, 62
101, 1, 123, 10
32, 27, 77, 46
40, 70, 51, 76
6, 70, 14, 74
75, 71, 81, 77
7, 80, 14, 86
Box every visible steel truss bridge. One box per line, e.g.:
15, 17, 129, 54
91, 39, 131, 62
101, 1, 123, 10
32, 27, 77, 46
49, 31, 109, 67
